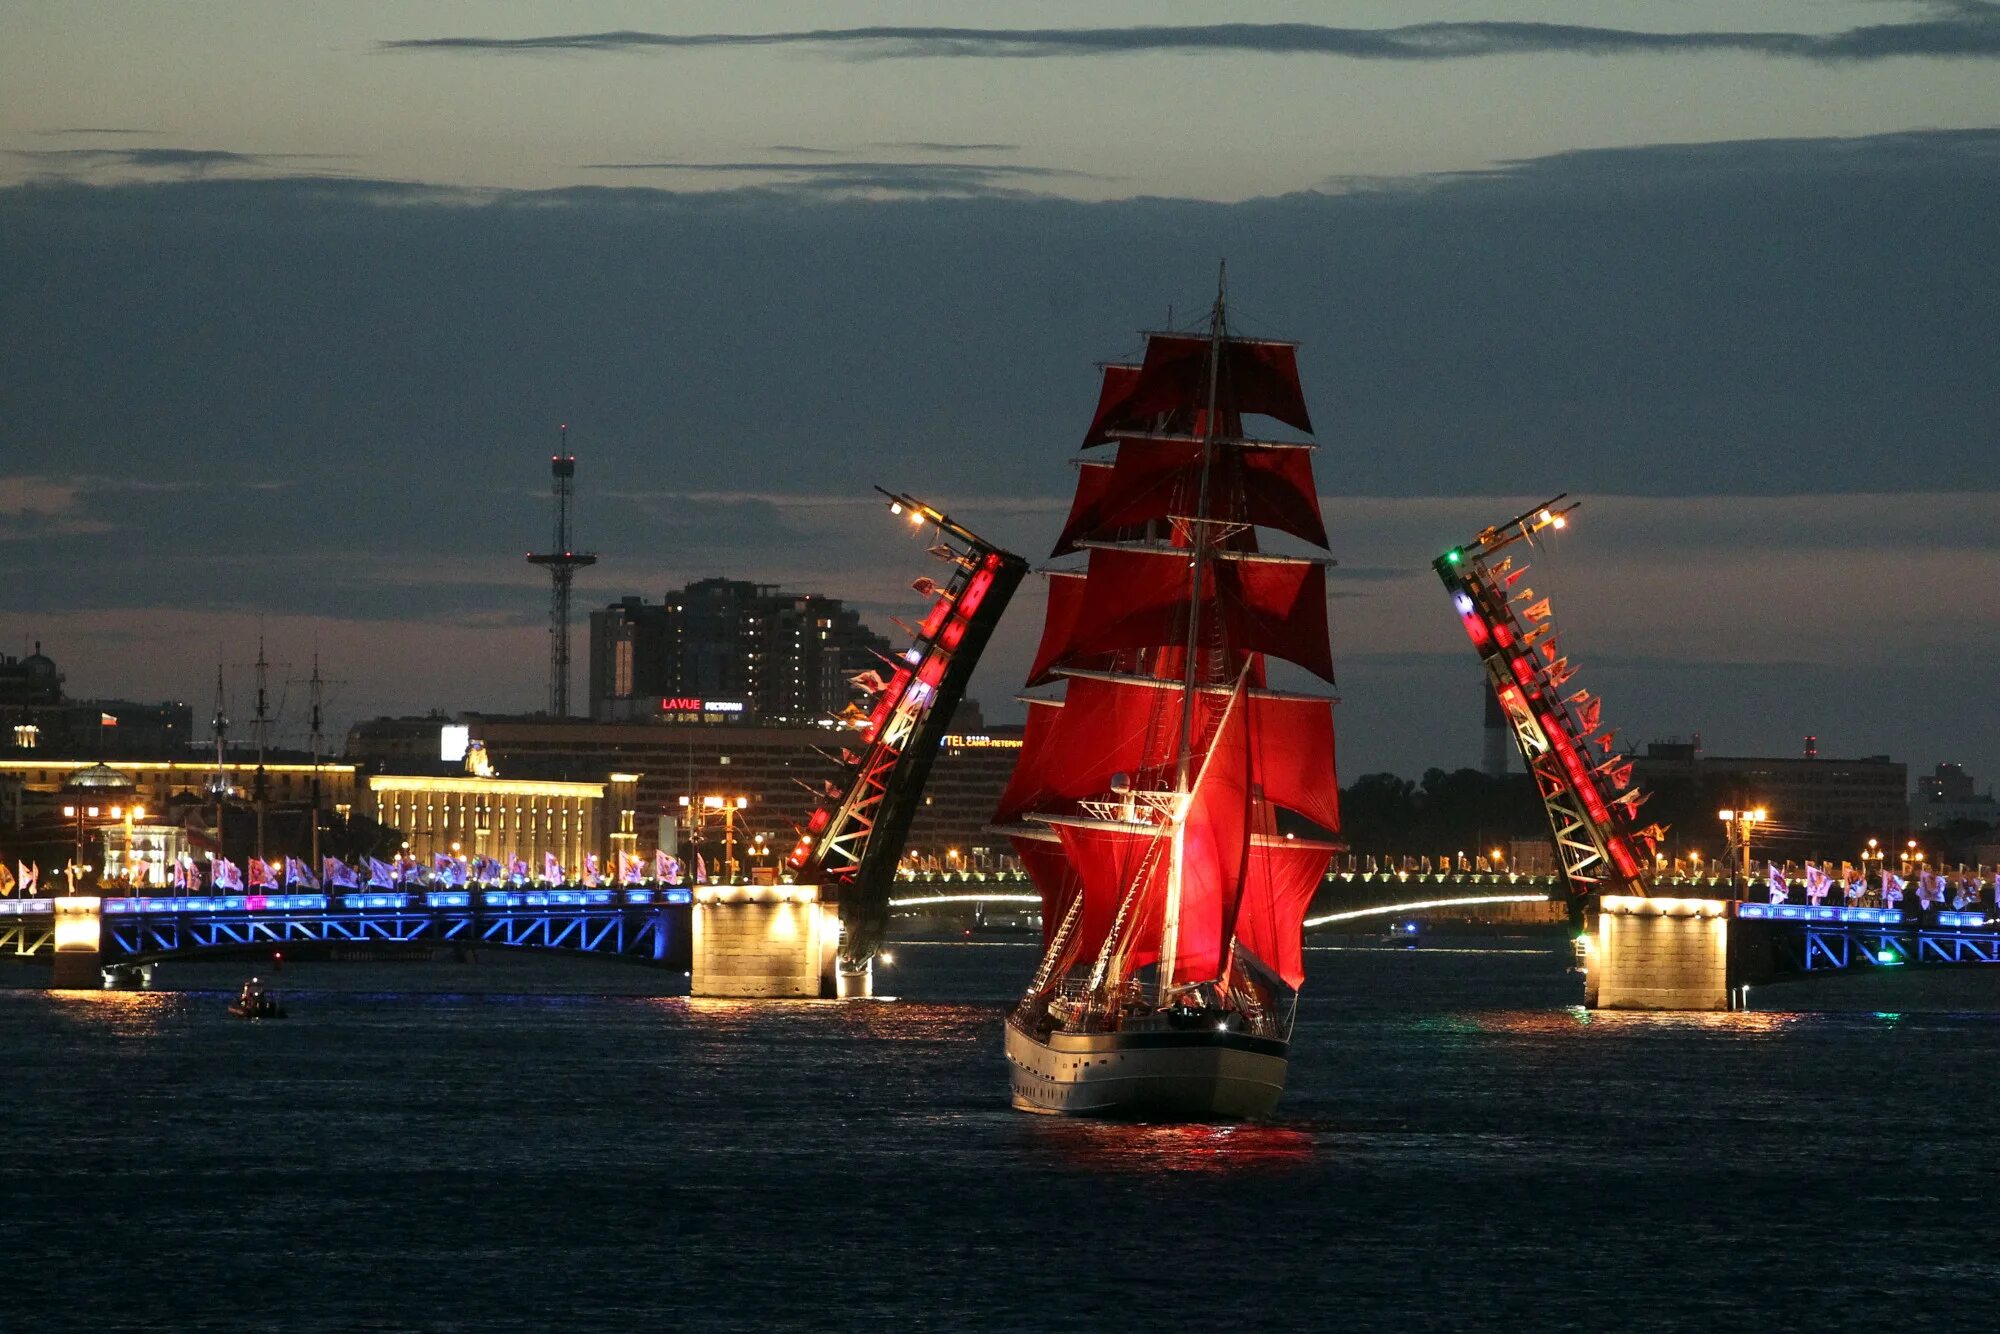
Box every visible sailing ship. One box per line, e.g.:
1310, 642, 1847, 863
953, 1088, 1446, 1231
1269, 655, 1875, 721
997, 275, 1342, 1118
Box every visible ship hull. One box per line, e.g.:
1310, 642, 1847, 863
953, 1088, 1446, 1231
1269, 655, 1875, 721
1005, 1016, 1287, 1120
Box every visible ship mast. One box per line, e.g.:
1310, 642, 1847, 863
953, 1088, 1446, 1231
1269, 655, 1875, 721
1155, 264, 1229, 1003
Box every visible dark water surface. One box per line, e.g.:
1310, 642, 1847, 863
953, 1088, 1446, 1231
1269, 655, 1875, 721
3, 938, 1996, 1332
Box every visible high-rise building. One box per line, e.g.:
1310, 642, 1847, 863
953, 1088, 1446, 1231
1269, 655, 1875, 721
587, 579, 892, 725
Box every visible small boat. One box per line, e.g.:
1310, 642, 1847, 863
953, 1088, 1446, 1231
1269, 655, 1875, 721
229, 978, 287, 1019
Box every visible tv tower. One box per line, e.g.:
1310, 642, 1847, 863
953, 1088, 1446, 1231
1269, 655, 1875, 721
526, 426, 598, 717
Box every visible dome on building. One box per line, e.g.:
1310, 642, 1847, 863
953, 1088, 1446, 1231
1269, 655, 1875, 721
21, 651, 56, 679
62, 762, 136, 793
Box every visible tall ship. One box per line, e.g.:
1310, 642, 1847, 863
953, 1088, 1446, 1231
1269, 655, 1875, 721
997, 276, 1342, 1118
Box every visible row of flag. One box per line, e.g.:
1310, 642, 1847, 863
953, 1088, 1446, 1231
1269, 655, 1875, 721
1767, 863, 2000, 911
0, 850, 710, 895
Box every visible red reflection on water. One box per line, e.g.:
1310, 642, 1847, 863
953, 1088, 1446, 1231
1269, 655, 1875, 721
1037, 1120, 1316, 1175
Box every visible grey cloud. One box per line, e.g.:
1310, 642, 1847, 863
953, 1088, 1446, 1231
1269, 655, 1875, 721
35, 127, 165, 137
3, 127, 1997, 776
381, 6, 2000, 63
579, 158, 1093, 197
9, 147, 350, 177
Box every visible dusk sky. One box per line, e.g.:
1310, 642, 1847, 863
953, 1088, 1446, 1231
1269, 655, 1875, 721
2, 2, 1995, 787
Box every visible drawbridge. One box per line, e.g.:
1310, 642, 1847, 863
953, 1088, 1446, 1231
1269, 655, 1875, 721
787, 490, 1026, 983
1434, 497, 1999, 1009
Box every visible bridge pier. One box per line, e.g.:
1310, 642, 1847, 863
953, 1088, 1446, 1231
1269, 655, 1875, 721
690, 885, 842, 999
1586, 895, 1737, 1011
50, 896, 105, 990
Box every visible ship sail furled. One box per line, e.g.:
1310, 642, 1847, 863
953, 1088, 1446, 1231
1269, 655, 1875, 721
998, 293, 1341, 1025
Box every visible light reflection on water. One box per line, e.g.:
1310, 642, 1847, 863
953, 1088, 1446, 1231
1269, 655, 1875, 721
3, 938, 2000, 1329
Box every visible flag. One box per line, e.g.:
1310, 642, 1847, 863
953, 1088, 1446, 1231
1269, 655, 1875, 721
583, 854, 601, 887
1767, 863, 1788, 904
1575, 698, 1603, 735
324, 857, 359, 889
16, 862, 36, 896
365, 857, 397, 889
1545, 658, 1575, 687
1592, 729, 1617, 755
99, 712, 118, 727
431, 853, 454, 882
618, 851, 644, 886
1611, 788, 1649, 813
398, 857, 424, 885
284, 857, 319, 889
1522, 598, 1553, 622
248, 858, 279, 890
1599, 758, 1634, 790
694, 853, 708, 885
1804, 864, 1829, 905
215, 859, 245, 891
544, 851, 563, 885
0, 863, 13, 897
1510, 586, 1534, 604
1881, 871, 1905, 905
510, 857, 529, 885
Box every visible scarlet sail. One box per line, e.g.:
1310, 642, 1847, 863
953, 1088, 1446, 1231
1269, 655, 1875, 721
1001, 288, 1342, 1120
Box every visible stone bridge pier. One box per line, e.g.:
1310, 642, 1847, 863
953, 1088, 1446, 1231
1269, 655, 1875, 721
1585, 895, 1736, 1010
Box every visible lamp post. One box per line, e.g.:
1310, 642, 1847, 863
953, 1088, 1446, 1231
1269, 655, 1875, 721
680, 795, 750, 882
1718, 807, 1767, 888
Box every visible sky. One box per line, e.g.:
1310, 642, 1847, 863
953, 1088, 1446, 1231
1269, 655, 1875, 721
1, 2, 1996, 791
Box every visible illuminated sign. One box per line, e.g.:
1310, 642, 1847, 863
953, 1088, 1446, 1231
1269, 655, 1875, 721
944, 734, 1023, 749
439, 725, 470, 762
659, 697, 748, 717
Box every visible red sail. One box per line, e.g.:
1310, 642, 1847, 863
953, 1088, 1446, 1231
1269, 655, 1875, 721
1003, 673, 1338, 834
1164, 681, 1252, 987
1051, 460, 1119, 557
1062, 547, 1335, 683
1250, 693, 1341, 834
1081, 364, 1145, 447
1054, 436, 1327, 553
1011, 831, 1080, 949
1086, 335, 1312, 444
1051, 820, 1167, 978
993, 698, 1066, 826
1232, 837, 1337, 988
1024, 570, 1089, 686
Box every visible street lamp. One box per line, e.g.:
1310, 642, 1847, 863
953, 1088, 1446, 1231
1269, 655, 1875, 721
1718, 807, 1767, 886
680, 795, 750, 881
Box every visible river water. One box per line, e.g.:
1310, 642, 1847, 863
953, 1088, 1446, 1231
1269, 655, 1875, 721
2, 936, 1995, 1332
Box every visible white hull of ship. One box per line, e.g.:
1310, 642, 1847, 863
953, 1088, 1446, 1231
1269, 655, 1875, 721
1005, 1015, 1287, 1120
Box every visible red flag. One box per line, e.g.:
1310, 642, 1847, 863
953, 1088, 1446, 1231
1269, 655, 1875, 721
100, 712, 119, 727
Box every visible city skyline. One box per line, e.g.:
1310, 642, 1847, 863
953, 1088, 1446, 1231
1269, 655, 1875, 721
2, 2, 1995, 782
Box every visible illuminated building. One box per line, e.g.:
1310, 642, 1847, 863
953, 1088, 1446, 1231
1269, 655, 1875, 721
586, 578, 892, 724
0, 757, 359, 819
359, 771, 640, 869
346, 713, 1019, 863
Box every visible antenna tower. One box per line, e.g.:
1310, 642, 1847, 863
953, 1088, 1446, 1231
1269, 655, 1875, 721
525, 425, 598, 717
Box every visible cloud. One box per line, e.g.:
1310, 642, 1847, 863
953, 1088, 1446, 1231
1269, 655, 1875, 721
1, 128, 1995, 778
380, 6, 2000, 63
8, 147, 350, 178
578, 158, 1093, 197
34, 127, 165, 137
